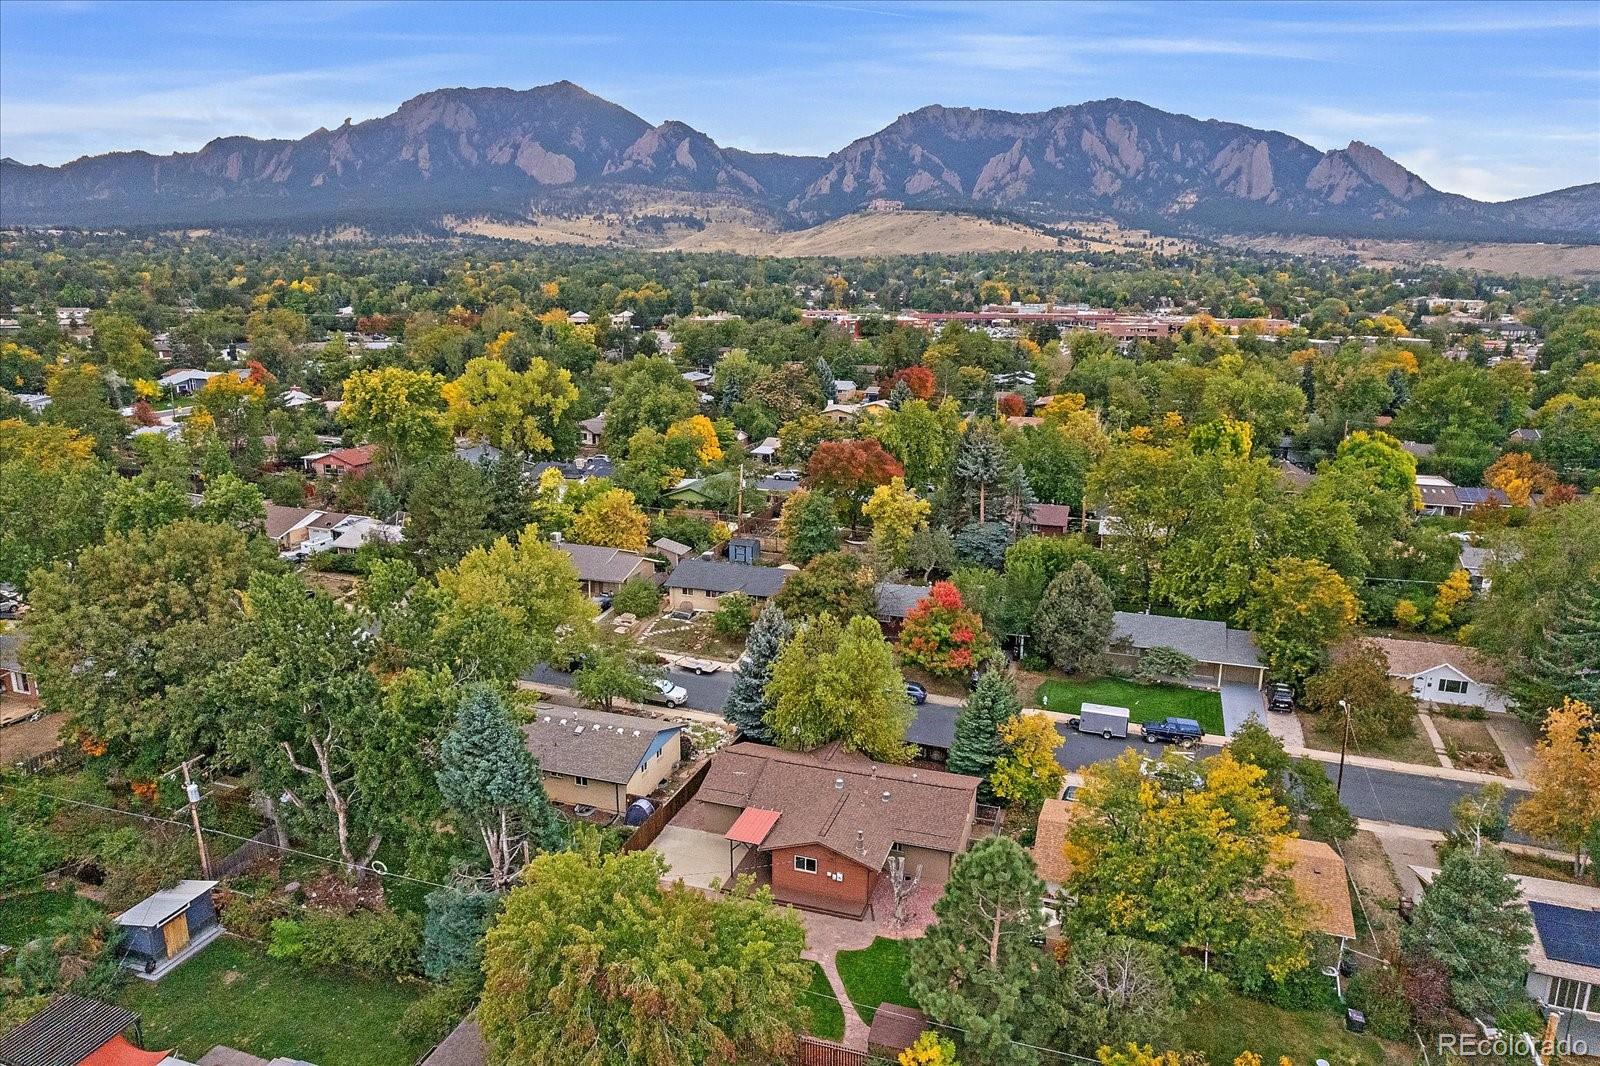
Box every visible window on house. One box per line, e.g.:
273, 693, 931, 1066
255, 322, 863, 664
1548, 977, 1594, 1012
573, 776, 590, 787
793, 855, 818, 874
1438, 678, 1469, 695
888, 843, 905, 858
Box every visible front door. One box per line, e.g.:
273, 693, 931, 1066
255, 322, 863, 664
161, 913, 190, 957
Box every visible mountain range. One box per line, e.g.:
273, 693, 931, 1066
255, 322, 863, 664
3, 80, 1596, 242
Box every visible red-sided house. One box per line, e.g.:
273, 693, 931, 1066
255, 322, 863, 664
667, 742, 980, 919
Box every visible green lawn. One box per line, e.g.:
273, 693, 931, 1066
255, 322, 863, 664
803, 961, 845, 1041
121, 935, 430, 1066
1034, 676, 1224, 735
835, 936, 918, 1024
1181, 993, 1407, 1066
0, 889, 98, 947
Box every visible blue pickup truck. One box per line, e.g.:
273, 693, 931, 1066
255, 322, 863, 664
1142, 717, 1204, 745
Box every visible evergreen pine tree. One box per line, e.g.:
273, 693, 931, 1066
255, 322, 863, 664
1401, 845, 1533, 1017
1001, 462, 1038, 538
888, 377, 912, 410
436, 685, 563, 889
948, 669, 1021, 802
1519, 577, 1600, 709
814, 354, 836, 403
1032, 561, 1114, 674
955, 422, 1009, 524
724, 604, 791, 742
481, 452, 532, 538
908, 837, 1057, 1066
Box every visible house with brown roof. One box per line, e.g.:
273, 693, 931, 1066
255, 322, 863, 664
1030, 797, 1077, 890
1367, 636, 1507, 713
1024, 503, 1072, 536
1278, 838, 1356, 946
302, 445, 377, 479
662, 742, 979, 918
554, 541, 656, 597
521, 706, 683, 815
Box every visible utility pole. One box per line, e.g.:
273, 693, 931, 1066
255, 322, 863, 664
1336, 699, 1351, 794
174, 756, 213, 878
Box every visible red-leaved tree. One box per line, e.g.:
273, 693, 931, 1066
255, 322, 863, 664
998, 393, 1026, 417
884, 367, 936, 401
806, 438, 903, 530
897, 581, 992, 678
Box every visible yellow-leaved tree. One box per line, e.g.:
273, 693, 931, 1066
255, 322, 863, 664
1428, 569, 1472, 631
1510, 699, 1600, 875
570, 487, 650, 553
665, 414, 723, 465
990, 713, 1065, 810
899, 1031, 959, 1066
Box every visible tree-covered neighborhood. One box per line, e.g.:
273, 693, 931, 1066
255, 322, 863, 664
2, 217, 1599, 1066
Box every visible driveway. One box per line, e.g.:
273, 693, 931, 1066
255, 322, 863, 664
526, 663, 734, 713
651, 825, 735, 890
1219, 682, 1265, 736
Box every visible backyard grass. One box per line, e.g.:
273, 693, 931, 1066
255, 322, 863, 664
835, 936, 918, 1024
1181, 992, 1408, 1066
121, 935, 430, 1066
803, 961, 845, 1041
1033, 676, 1224, 735
0, 889, 98, 947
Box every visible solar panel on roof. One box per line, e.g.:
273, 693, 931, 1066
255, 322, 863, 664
1529, 901, 1600, 969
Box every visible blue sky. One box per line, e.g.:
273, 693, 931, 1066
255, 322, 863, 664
2, 0, 1596, 201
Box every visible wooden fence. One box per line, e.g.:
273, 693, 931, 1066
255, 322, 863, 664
10, 744, 76, 776
212, 828, 278, 879
795, 1036, 869, 1066
621, 758, 712, 853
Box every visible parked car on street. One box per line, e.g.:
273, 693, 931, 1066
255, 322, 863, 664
646, 678, 688, 708
905, 681, 928, 705
1143, 717, 1204, 745
1269, 684, 1295, 714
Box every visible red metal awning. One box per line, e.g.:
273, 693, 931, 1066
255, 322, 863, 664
725, 807, 781, 847
80, 1035, 172, 1066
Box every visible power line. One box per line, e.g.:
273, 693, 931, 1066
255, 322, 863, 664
0, 778, 451, 892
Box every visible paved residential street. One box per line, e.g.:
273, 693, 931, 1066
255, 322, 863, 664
529, 659, 1516, 838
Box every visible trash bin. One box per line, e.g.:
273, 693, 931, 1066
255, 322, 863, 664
1345, 1009, 1366, 1033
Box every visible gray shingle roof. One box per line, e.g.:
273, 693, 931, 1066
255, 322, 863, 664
665, 559, 791, 598
555, 543, 651, 585
0, 632, 23, 673
1111, 611, 1262, 669
874, 582, 930, 620
521, 707, 681, 785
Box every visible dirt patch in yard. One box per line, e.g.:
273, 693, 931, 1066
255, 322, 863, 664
1297, 711, 1438, 765
641, 615, 745, 660
0, 711, 68, 763
1339, 830, 1406, 955
1432, 717, 1508, 775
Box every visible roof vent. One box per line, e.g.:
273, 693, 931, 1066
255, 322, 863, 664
559, 719, 568, 726
881, 790, 891, 802
574, 726, 584, 734
835, 777, 844, 789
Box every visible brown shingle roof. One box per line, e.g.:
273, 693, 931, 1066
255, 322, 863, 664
1031, 798, 1076, 886
1366, 637, 1504, 685
521, 707, 681, 785
1278, 838, 1356, 940
262, 503, 352, 541
694, 742, 978, 869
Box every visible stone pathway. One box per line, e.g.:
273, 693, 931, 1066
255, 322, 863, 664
803, 943, 870, 1050
1416, 713, 1454, 769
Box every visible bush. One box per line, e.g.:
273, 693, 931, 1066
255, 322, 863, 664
1262, 966, 1341, 1012
269, 907, 421, 978
398, 972, 480, 1044
711, 592, 755, 638
421, 887, 499, 981
1347, 965, 1411, 1039
613, 576, 662, 617
90, 827, 195, 910
217, 890, 294, 941
12, 907, 124, 1000
1133, 646, 1197, 685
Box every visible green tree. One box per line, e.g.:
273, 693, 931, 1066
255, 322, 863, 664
338, 366, 451, 470
765, 612, 913, 762
1304, 640, 1418, 742
908, 837, 1058, 1066
774, 551, 875, 622
1227, 721, 1355, 843
948, 669, 1022, 801
1449, 783, 1509, 856
1401, 845, 1532, 1017
22, 520, 263, 769
1057, 931, 1177, 1057
572, 644, 655, 712
602, 356, 701, 449
421, 886, 500, 982
406, 457, 494, 572
1066, 750, 1309, 989
864, 476, 930, 569
477, 849, 810, 1066
43, 364, 125, 457
222, 572, 384, 870
0, 422, 112, 591
954, 421, 1010, 524
1032, 562, 1113, 674
450, 355, 578, 455
724, 604, 790, 743
196, 472, 267, 534
106, 471, 191, 534
1242, 557, 1359, 684
879, 398, 961, 489
436, 685, 562, 888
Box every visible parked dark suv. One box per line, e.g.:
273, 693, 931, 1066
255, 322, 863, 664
1143, 717, 1204, 745
1269, 684, 1295, 714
